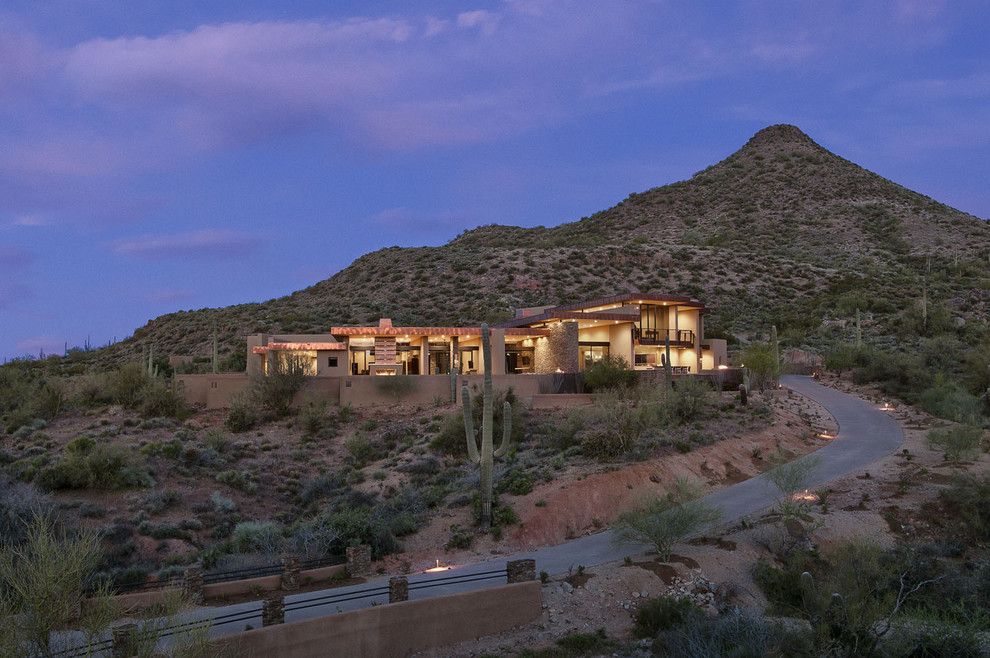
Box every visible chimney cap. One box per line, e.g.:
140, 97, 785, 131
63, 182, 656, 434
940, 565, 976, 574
379, 318, 393, 329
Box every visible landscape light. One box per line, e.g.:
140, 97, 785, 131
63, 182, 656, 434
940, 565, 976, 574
792, 489, 818, 503
425, 559, 451, 573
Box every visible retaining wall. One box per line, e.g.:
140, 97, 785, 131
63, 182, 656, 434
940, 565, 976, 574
214, 581, 542, 658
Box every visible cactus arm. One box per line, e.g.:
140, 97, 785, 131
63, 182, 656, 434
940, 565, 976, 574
663, 332, 673, 386
462, 385, 479, 463
494, 401, 512, 458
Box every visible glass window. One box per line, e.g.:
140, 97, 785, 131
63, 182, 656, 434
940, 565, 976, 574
328, 356, 338, 368
579, 343, 609, 371
505, 347, 535, 373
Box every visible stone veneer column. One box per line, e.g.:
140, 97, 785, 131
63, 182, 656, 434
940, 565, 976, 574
388, 576, 409, 603
534, 321, 579, 373
346, 545, 372, 577
506, 559, 536, 583
281, 553, 300, 591
182, 565, 204, 604
262, 594, 284, 626
111, 623, 137, 658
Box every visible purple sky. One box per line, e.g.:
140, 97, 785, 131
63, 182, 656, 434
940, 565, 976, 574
1, 1, 988, 360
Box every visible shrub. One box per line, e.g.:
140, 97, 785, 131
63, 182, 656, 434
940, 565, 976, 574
670, 377, 711, 422
582, 355, 637, 392
824, 344, 862, 375
344, 433, 384, 466
298, 399, 332, 437
216, 469, 256, 493
0, 476, 53, 545
499, 469, 534, 496
927, 425, 984, 461
372, 375, 415, 403
35, 443, 153, 491
230, 521, 285, 555
252, 355, 308, 419
613, 478, 721, 560
632, 596, 703, 638
741, 343, 778, 392
919, 375, 983, 424
938, 474, 990, 541
138, 381, 189, 420
225, 394, 258, 433
658, 611, 813, 658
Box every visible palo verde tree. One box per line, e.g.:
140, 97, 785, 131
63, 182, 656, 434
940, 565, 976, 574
462, 323, 513, 528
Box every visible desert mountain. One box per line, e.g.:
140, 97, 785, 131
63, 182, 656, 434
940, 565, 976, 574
100, 125, 990, 366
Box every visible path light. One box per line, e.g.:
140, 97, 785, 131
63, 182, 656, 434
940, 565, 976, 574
425, 559, 451, 573
879, 400, 894, 412
817, 432, 836, 440
792, 489, 819, 503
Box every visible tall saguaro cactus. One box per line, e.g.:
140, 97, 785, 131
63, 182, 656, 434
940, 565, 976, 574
212, 319, 219, 374
663, 332, 673, 387
854, 309, 862, 348
463, 323, 512, 528
771, 324, 780, 385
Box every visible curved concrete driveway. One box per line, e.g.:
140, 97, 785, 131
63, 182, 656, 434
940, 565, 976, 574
74, 376, 903, 652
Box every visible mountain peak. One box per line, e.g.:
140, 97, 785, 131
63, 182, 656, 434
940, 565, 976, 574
733, 124, 825, 157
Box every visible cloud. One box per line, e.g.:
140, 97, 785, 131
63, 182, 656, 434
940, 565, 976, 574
110, 229, 262, 259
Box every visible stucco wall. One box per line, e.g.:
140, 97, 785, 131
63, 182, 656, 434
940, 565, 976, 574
214, 581, 542, 658
534, 321, 579, 373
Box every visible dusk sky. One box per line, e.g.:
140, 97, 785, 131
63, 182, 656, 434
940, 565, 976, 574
1, 0, 988, 360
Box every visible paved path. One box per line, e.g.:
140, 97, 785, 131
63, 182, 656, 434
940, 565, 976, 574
59, 376, 904, 652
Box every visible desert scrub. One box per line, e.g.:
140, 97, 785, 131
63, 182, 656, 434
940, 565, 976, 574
215, 469, 257, 493
35, 439, 152, 491
613, 478, 720, 560
344, 433, 384, 466
632, 596, 703, 638
926, 424, 984, 461
498, 469, 534, 496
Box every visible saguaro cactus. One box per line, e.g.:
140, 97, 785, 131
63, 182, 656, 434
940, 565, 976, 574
771, 324, 780, 385
854, 309, 862, 348
449, 366, 459, 403
663, 332, 673, 387
463, 323, 512, 528
212, 319, 219, 374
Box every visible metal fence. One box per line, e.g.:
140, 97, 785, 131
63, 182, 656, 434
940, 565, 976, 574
89, 554, 345, 595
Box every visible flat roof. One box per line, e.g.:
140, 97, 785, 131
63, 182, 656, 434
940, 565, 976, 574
329, 326, 549, 338
496, 293, 704, 328
252, 341, 347, 353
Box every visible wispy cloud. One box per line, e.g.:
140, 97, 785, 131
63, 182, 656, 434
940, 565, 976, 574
110, 229, 262, 260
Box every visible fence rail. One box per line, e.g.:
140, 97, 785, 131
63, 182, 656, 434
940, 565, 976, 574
87, 554, 345, 595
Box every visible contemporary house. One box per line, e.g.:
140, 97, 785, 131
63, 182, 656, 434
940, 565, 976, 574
246, 293, 727, 379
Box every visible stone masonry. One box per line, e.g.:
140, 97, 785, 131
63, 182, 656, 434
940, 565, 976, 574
506, 559, 536, 583
534, 321, 579, 374
346, 544, 372, 577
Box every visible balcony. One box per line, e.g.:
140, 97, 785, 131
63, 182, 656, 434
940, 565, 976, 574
633, 328, 695, 347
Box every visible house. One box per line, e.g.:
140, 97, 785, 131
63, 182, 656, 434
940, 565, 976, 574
245, 293, 727, 378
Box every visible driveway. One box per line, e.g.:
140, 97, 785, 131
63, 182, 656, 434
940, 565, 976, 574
61, 376, 904, 651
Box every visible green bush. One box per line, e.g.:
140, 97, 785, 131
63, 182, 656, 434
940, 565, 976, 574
613, 478, 721, 560
499, 469, 534, 496
741, 343, 777, 392
138, 381, 189, 420
927, 425, 984, 461
582, 355, 637, 392
919, 375, 983, 424
230, 521, 285, 554
632, 596, 703, 638
344, 433, 384, 466
216, 469, 256, 493
658, 611, 814, 658
938, 474, 990, 541
224, 395, 258, 432
670, 377, 711, 422
35, 442, 152, 491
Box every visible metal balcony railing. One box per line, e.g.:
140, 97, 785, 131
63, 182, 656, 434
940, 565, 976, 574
633, 328, 695, 345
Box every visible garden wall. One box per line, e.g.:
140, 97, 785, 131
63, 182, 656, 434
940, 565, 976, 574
213, 581, 542, 658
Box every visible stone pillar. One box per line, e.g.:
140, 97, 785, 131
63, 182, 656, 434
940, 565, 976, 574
419, 337, 429, 376
346, 545, 372, 577
450, 336, 460, 372
388, 576, 409, 603
262, 594, 284, 626
506, 559, 536, 583
281, 553, 300, 591
182, 565, 204, 603
535, 322, 578, 374
111, 623, 137, 658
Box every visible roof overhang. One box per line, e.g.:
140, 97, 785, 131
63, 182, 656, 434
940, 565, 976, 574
496, 292, 704, 328
329, 326, 550, 338
252, 341, 346, 354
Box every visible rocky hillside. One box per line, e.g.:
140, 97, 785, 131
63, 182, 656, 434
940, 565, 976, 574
96, 125, 990, 367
